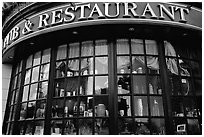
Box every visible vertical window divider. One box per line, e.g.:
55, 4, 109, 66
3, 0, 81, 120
143, 39, 152, 135
129, 38, 135, 132
92, 40, 96, 135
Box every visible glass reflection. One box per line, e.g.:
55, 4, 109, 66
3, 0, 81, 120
118, 118, 134, 134
117, 39, 129, 54
95, 76, 108, 95
40, 64, 50, 80
172, 97, 184, 117
64, 98, 78, 117
24, 69, 31, 85
57, 44, 67, 60
146, 56, 160, 74
81, 41, 93, 57
184, 98, 198, 117
81, 58, 93, 75
25, 121, 34, 135
133, 76, 147, 94
117, 56, 130, 73
31, 66, 40, 83
64, 120, 77, 135
117, 75, 130, 94
134, 118, 150, 135
34, 121, 44, 135
56, 61, 66, 78
151, 119, 165, 135
33, 51, 41, 66
54, 79, 65, 97
27, 101, 35, 119
131, 39, 144, 54
80, 77, 93, 95
150, 97, 164, 116
29, 83, 38, 100
38, 81, 48, 99
67, 59, 79, 76
36, 101, 46, 118
26, 55, 33, 68
187, 119, 200, 134
79, 119, 93, 135
145, 40, 158, 55
69, 42, 79, 58
22, 86, 29, 102
20, 103, 27, 120
95, 118, 109, 135
66, 77, 79, 96
118, 96, 131, 116
95, 40, 107, 55
132, 56, 146, 73
52, 99, 65, 118
148, 76, 162, 95
42, 49, 50, 64
134, 96, 148, 116
95, 57, 108, 74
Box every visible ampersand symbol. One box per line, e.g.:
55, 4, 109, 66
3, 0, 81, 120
22, 20, 34, 35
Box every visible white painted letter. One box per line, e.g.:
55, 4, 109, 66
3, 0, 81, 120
104, 3, 120, 18
38, 13, 50, 29
141, 3, 157, 19
123, 2, 139, 18
158, 4, 175, 20
64, 6, 75, 22
51, 9, 63, 25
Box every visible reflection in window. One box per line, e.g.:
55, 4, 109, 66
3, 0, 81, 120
95, 118, 109, 134
29, 83, 38, 100
187, 119, 201, 134
95, 57, 108, 74
184, 98, 198, 117
38, 82, 48, 99
20, 103, 27, 120
33, 51, 41, 66
40, 64, 50, 80
148, 76, 162, 95
151, 119, 165, 135
145, 40, 158, 55
42, 49, 50, 63
117, 39, 129, 54
117, 56, 130, 73
133, 76, 146, 94
134, 97, 148, 116
172, 97, 184, 117
95, 40, 107, 55
134, 118, 150, 135
34, 121, 44, 135
68, 59, 79, 76
118, 118, 133, 134
150, 97, 164, 116
81, 58, 93, 75
132, 56, 146, 73
57, 44, 67, 60
64, 120, 77, 135
66, 77, 79, 95
26, 55, 33, 68
24, 69, 31, 85
81, 77, 93, 95
36, 101, 46, 118
55, 79, 65, 97
79, 119, 93, 135
118, 96, 131, 116
22, 86, 29, 102
95, 76, 108, 95
51, 120, 63, 135
25, 121, 34, 135
131, 39, 144, 54
81, 41, 93, 57
31, 66, 40, 83
56, 61, 66, 78
117, 75, 130, 94
69, 42, 79, 58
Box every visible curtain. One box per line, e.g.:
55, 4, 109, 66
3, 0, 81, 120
117, 39, 129, 54
95, 40, 107, 55
81, 41, 93, 56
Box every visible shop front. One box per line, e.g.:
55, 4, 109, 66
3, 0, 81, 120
2, 2, 202, 135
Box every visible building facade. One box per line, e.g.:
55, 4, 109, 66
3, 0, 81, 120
2, 2, 202, 135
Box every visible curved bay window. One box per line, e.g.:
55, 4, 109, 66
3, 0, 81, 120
5, 38, 201, 135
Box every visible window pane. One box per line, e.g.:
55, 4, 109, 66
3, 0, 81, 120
131, 39, 144, 54
150, 97, 164, 116
14, 89, 19, 103
151, 119, 166, 135
52, 99, 64, 118
95, 118, 109, 135
64, 98, 78, 118
29, 83, 38, 100
81, 58, 93, 75
33, 51, 41, 66
40, 64, 50, 80
187, 119, 201, 134
172, 97, 184, 117
173, 118, 187, 135
57, 44, 67, 60
66, 77, 79, 96
20, 103, 27, 120
148, 76, 162, 95
194, 79, 201, 96
36, 101, 46, 118
34, 121, 44, 135
118, 96, 131, 116
132, 56, 146, 74
145, 40, 158, 55
81, 77, 93, 95
26, 55, 33, 68
56, 61, 66, 78
42, 49, 50, 63
133, 75, 147, 94
134, 96, 148, 116
95, 40, 107, 55
22, 86, 29, 102
38, 81, 48, 99
118, 118, 134, 134
117, 75, 130, 94
117, 39, 129, 54
79, 119, 93, 135
24, 69, 31, 85
31, 66, 40, 83
64, 120, 77, 135
81, 41, 93, 56
25, 121, 34, 135
55, 79, 65, 97
69, 42, 79, 58
68, 59, 79, 76
51, 120, 63, 135
134, 118, 150, 135
95, 76, 108, 95
184, 98, 198, 117
95, 57, 108, 74
17, 73, 22, 88
164, 41, 177, 57
117, 56, 130, 73
146, 56, 159, 74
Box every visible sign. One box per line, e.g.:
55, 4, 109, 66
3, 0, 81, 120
2, 2, 202, 52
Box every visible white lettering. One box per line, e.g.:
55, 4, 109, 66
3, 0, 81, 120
51, 9, 63, 25
175, 6, 189, 22
88, 3, 105, 19
38, 13, 50, 29
75, 4, 90, 20
64, 6, 75, 22
104, 3, 120, 18
158, 4, 175, 20
141, 3, 157, 19
123, 2, 139, 18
